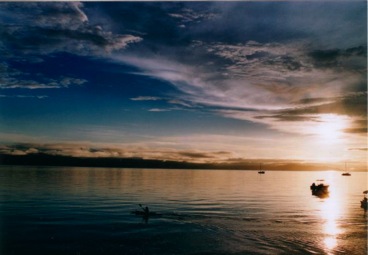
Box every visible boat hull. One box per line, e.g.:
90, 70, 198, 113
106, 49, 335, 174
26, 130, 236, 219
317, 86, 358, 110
310, 184, 329, 197
361, 200, 368, 210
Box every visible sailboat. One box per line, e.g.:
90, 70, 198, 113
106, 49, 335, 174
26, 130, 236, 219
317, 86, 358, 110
258, 163, 265, 174
342, 162, 351, 176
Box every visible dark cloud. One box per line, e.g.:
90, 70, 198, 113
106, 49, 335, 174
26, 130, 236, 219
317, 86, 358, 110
348, 147, 368, 151
308, 46, 367, 70
343, 128, 367, 134
0, 2, 140, 92
0, 62, 87, 89
250, 92, 367, 134
178, 151, 231, 159
296, 97, 335, 105
255, 114, 319, 122
0, 143, 233, 163
0, 2, 141, 58
273, 93, 367, 118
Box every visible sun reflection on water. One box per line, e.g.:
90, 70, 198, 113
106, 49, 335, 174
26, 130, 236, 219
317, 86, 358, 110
319, 177, 344, 253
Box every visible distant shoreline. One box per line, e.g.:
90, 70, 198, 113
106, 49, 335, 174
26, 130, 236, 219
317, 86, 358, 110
1, 153, 366, 171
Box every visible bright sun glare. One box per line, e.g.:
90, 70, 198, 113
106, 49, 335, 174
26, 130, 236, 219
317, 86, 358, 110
312, 114, 348, 142
305, 114, 350, 162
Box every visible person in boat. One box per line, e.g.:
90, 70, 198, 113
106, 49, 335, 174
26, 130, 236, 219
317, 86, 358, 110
311, 183, 316, 189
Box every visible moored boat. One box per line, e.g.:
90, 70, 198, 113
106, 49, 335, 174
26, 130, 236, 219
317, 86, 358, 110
341, 162, 351, 176
258, 163, 265, 174
310, 179, 329, 197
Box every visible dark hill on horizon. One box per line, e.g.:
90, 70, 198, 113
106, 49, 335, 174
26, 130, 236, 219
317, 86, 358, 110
0, 153, 345, 171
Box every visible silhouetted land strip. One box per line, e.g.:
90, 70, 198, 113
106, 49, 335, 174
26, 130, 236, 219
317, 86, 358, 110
0, 153, 346, 171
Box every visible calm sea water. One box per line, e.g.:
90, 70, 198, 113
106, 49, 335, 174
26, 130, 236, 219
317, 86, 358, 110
0, 166, 367, 255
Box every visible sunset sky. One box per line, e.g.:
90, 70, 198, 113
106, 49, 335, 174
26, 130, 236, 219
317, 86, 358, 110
0, 1, 366, 168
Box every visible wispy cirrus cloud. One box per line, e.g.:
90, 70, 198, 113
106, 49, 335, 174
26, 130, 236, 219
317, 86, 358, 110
117, 37, 366, 136
130, 96, 163, 101
109, 2, 366, 136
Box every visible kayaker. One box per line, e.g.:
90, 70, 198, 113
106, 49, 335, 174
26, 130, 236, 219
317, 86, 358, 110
143, 206, 149, 216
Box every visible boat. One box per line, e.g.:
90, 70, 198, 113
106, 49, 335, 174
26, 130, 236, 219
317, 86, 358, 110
361, 190, 368, 210
131, 204, 162, 217
361, 199, 368, 210
131, 210, 161, 217
341, 162, 351, 176
310, 179, 329, 197
258, 163, 265, 174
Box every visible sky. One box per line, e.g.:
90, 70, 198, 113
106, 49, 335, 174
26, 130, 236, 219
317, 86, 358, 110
0, 1, 366, 169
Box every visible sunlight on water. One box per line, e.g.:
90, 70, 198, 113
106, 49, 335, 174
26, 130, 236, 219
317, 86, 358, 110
319, 172, 345, 253
324, 237, 337, 251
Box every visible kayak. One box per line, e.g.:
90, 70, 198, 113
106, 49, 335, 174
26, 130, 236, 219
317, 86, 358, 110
131, 210, 162, 217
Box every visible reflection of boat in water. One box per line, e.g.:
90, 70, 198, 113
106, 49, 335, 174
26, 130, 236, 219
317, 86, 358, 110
310, 179, 329, 197
341, 162, 351, 176
258, 163, 265, 174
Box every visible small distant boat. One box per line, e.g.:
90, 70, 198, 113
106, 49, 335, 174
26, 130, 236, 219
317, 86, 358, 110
258, 163, 265, 174
310, 179, 329, 197
341, 162, 351, 176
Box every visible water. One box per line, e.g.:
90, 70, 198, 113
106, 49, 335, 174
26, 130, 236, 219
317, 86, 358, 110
0, 166, 367, 255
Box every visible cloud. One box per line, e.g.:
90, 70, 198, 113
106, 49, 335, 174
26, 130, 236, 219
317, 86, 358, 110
130, 96, 194, 109
130, 96, 162, 101
169, 7, 218, 27
0, 2, 143, 94
0, 62, 87, 89
113, 3, 365, 133
348, 148, 368, 151
116, 37, 366, 136
0, 2, 142, 58
0, 2, 365, 141
0, 94, 48, 99
0, 143, 234, 163
148, 108, 171, 112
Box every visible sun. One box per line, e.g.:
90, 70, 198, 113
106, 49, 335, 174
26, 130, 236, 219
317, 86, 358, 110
311, 114, 348, 143
303, 114, 350, 162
